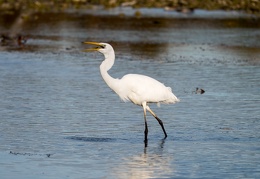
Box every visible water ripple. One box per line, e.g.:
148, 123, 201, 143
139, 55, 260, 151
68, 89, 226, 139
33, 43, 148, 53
65, 136, 117, 143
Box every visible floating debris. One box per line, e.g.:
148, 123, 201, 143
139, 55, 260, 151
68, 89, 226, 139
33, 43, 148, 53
1, 34, 27, 47
194, 87, 205, 94
9, 151, 53, 158
17, 35, 27, 47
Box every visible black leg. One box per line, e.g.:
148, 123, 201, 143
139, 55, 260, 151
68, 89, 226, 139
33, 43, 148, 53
146, 105, 167, 138
142, 102, 149, 144
144, 120, 148, 147
155, 116, 167, 138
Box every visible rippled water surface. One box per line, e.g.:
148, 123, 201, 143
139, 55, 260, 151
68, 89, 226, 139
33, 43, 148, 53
0, 9, 260, 179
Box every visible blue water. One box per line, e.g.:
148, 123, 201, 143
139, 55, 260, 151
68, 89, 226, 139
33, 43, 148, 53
0, 9, 260, 179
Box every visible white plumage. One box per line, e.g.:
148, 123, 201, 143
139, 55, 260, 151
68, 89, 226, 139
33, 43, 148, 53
84, 42, 179, 143
117, 74, 179, 105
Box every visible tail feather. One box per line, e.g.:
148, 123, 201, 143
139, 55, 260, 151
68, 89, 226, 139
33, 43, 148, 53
166, 87, 180, 104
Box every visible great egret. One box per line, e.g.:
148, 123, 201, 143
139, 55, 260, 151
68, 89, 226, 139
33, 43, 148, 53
84, 42, 179, 142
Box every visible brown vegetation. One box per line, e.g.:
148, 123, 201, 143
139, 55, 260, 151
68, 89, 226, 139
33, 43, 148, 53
0, 0, 259, 14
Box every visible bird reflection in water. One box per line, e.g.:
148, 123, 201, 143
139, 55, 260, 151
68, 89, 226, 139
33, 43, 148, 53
112, 139, 174, 179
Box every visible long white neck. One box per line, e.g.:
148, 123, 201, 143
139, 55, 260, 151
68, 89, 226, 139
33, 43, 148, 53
99, 51, 119, 92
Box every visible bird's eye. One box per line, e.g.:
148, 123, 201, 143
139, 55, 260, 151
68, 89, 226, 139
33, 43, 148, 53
101, 45, 106, 49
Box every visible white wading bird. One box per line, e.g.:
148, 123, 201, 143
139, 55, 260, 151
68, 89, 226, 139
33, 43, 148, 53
84, 42, 179, 142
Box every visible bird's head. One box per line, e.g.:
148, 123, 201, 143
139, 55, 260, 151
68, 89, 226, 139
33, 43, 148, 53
83, 42, 113, 56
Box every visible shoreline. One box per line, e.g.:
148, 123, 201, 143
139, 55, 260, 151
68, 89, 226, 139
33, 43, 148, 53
0, 0, 260, 15
67, 7, 259, 19
0, 7, 259, 21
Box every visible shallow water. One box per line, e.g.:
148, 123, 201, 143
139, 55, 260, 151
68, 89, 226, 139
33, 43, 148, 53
0, 9, 260, 179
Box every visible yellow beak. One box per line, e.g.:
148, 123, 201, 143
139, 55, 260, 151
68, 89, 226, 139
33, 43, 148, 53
83, 41, 102, 52
84, 41, 101, 46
